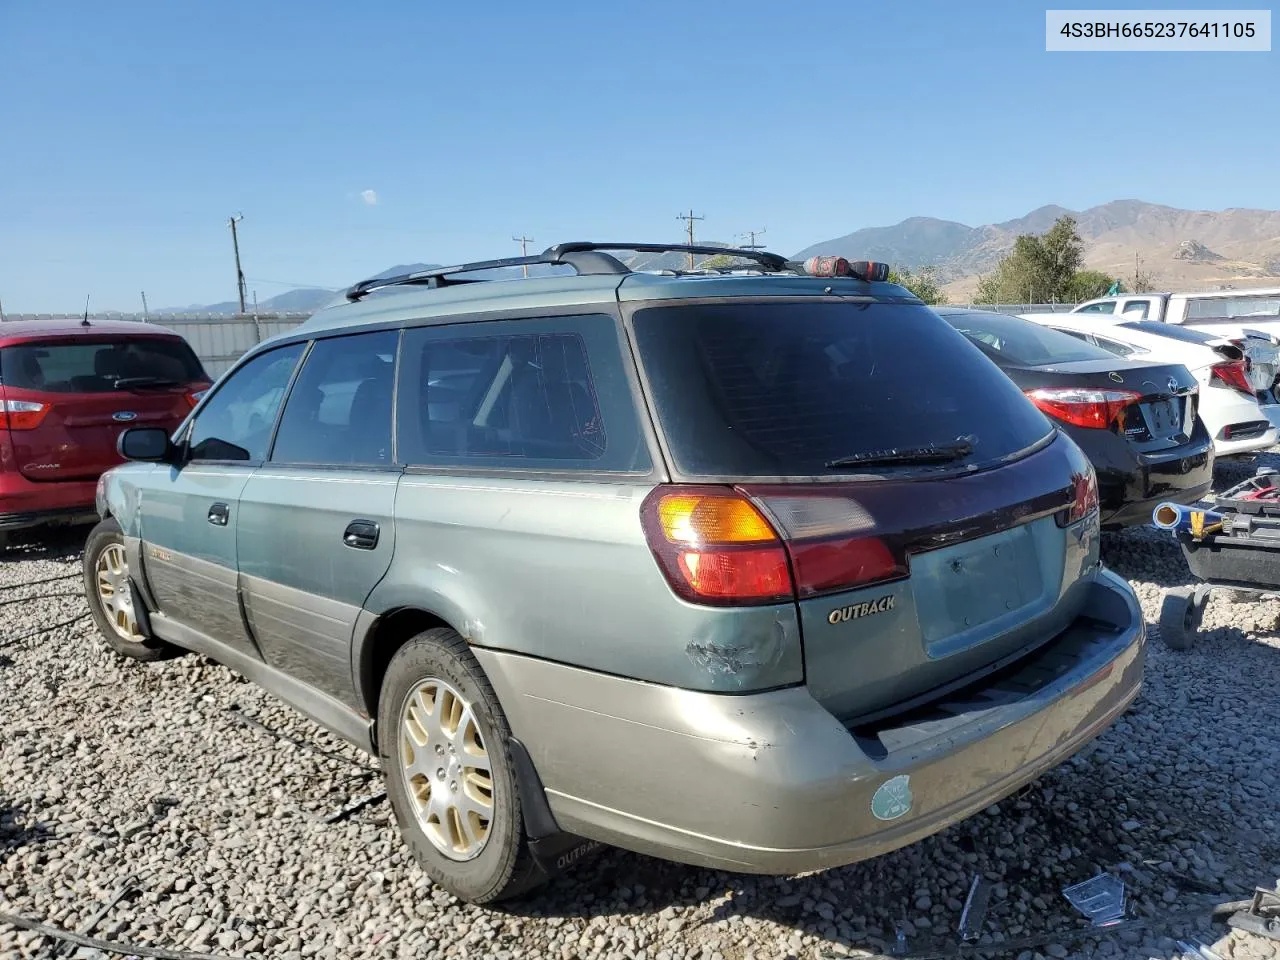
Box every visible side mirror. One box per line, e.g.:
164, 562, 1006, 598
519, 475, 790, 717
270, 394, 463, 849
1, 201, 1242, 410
118, 426, 174, 463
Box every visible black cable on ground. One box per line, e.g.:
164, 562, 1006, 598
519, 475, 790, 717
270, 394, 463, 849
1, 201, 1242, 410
0, 591, 86, 608
0, 572, 79, 591
0, 613, 90, 648
0, 910, 228, 960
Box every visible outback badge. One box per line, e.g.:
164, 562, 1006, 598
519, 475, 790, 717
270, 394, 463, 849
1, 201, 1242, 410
828, 594, 895, 624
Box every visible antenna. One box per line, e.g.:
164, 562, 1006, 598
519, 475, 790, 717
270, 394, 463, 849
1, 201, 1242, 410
81, 294, 91, 327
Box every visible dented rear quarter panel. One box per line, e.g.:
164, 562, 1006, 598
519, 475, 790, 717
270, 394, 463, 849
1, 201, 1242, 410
362, 473, 805, 692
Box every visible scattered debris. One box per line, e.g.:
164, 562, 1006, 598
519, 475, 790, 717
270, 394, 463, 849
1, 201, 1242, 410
1063, 874, 1127, 926
1225, 886, 1280, 942
957, 873, 991, 942
1176, 938, 1226, 960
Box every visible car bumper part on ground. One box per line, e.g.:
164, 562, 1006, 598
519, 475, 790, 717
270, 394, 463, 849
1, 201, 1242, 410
474, 567, 1145, 876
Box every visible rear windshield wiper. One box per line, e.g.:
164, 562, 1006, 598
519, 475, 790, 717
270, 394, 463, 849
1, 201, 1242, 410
825, 439, 974, 469
113, 376, 179, 390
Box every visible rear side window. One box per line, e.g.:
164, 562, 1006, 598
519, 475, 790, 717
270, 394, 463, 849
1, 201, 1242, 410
396, 313, 651, 472
271, 330, 398, 466
1, 337, 206, 393
1075, 302, 1116, 314
1186, 295, 1280, 320
944, 311, 1116, 365
631, 301, 1053, 477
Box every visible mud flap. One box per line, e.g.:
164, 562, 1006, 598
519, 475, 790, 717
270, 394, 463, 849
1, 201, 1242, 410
509, 736, 607, 881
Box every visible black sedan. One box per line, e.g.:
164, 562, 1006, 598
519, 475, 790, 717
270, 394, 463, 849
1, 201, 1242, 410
937, 308, 1214, 529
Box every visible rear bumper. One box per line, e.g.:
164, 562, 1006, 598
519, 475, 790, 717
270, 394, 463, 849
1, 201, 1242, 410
1061, 422, 1214, 528
0, 472, 99, 532
474, 568, 1145, 875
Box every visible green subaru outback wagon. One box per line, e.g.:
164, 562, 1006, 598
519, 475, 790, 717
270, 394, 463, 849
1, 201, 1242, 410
85, 243, 1146, 903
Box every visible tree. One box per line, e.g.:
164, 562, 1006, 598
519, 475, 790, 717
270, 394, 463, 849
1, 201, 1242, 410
888, 265, 948, 305
972, 215, 1117, 304
1064, 270, 1117, 302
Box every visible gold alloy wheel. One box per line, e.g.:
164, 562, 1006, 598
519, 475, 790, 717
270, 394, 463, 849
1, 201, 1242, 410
95, 542, 144, 643
398, 677, 495, 861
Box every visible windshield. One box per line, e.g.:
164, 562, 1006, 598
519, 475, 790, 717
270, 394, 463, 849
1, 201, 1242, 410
941, 311, 1116, 366
0, 337, 207, 393
630, 300, 1053, 477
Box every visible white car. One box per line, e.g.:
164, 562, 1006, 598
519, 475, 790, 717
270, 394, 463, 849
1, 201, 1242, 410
1021, 313, 1280, 458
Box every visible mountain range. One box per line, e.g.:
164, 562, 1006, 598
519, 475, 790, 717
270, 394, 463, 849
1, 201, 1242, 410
158, 201, 1280, 313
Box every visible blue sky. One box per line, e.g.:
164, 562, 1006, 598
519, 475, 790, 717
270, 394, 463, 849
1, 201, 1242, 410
1, 1, 1275, 311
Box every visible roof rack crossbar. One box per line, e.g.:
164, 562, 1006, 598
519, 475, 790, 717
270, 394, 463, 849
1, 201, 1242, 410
343, 241, 795, 301
544, 241, 791, 272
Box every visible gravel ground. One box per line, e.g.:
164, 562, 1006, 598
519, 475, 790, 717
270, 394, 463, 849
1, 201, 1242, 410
3, 458, 1280, 960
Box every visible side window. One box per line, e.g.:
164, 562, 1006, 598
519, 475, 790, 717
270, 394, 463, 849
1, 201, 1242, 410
1090, 335, 1135, 358
1075, 302, 1116, 314
187, 344, 305, 462
271, 330, 399, 466
396, 313, 651, 473
1051, 328, 1091, 342
1119, 300, 1149, 320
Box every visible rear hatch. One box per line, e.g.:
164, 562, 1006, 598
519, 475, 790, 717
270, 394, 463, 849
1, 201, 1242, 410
0, 334, 209, 482
629, 298, 1097, 720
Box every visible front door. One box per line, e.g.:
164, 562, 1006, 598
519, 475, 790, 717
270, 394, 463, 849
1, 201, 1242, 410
140, 342, 306, 658
235, 330, 400, 707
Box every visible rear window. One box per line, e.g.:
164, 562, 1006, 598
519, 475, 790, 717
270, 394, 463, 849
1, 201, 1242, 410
0, 337, 206, 393
630, 301, 1054, 477
943, 311, 1116, 365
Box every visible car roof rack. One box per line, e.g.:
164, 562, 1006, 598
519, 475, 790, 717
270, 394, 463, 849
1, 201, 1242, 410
343, 242, 796, 301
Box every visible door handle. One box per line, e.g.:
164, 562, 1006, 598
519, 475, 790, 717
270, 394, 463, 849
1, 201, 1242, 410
343, 520, 380, 550
208, 502, 230, 526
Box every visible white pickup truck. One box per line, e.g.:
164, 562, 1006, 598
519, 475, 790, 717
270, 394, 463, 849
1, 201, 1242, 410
1068, 287, 1280, 398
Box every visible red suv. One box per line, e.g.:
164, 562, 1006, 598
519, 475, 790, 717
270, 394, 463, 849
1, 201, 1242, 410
0, 318, 211, 544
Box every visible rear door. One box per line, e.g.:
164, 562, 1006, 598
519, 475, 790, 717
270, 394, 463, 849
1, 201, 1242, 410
235, 330, 400, 707
0, 335, 209, 482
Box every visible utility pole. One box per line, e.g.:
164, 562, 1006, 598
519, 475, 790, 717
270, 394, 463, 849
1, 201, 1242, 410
677, 209, 705, 270
739, 228, 766, 250
140, 290, 150, 320
513, 234, 534, 278
228, 213, 247, 314
0, 296, 5, 322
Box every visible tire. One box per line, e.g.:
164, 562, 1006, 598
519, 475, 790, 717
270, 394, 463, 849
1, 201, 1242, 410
1159, 586, 1204, 652
378, 627, 543, 904
82, 518, 178, 662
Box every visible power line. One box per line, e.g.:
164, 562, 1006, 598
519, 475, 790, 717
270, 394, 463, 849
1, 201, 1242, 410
676, 210, 705, 269
513, 235, 535, 278
228, 213, 247, 314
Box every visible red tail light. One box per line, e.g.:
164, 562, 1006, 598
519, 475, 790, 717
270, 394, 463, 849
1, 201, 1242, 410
1210, 360, 1253, 397
640, 486, 906, 606
1025, 387, 1141, 430
0, 399, 50, 430
1059, 467, 1099, 526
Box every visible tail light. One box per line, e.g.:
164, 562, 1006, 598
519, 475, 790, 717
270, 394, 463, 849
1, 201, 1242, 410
1058, 467, 1099, 526
185, 388, 209, 408
1210, 360, 1254, 397
1024, 387, 1141, 430
640, 486, 906, 606
0, 399, 49, 430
